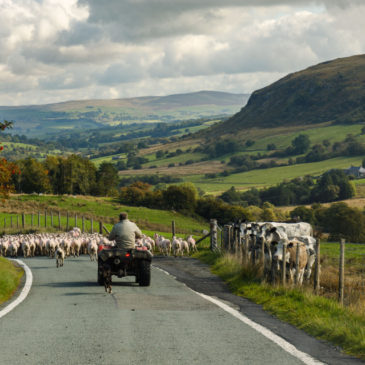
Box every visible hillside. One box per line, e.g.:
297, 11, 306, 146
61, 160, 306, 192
213, 54, 365, 134
0, 91, 249, 137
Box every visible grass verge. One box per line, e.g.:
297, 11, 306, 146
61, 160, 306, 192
0, 257, 24, 306
193, 249, 365, 360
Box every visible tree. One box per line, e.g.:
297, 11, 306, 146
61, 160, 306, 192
311, 169, 354, 203
162, 183, 197, 212
0, 120, 20, 198
322, 203, 365, 242
290, 206, 315, 224
59, 155, 96, 195
95, 162, 119, 196
18, 157, 51, 193
119, 181, 152, 206
291, 134, 310, 154
43, 156, 62, 194
219, 186, 241, 204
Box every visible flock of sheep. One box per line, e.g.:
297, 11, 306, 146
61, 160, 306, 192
0, 228, 198, 268
153, 233, 197, 256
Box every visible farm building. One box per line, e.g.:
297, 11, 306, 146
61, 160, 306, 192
343, 166, 365, 178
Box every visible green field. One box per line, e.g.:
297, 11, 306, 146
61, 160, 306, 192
321, 241, 365, 269
244, 124, 364, 153
91, 154, 127, 167
1, 195, 208, 236
143, 152, 207, 168
186, 156, 363, 194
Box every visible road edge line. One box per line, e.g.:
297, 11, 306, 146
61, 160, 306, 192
0, 259, 33, 319
154, 265, 325, 365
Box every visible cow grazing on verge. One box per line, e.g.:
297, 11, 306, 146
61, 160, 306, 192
272, 239, 308, 285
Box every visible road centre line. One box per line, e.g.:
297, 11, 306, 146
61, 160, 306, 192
0, 259, 33, 319
155, 266, 325, 365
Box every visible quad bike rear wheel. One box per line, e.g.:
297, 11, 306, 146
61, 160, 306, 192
138, 260, 151, 287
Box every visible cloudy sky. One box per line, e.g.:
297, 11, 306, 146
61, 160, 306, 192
1, 0, 364, 106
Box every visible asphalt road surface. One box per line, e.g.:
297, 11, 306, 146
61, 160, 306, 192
0, 255, 363, 365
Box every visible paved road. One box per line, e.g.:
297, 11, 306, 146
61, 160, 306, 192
0, 256, 363, 365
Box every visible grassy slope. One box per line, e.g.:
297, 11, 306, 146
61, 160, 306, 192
219, 54, 365, 132
193, 249, 365, 360
0, 257, 23, 305
1, 195, 208, 236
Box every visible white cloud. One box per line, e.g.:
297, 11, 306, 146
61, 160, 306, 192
0, 0, 364, 105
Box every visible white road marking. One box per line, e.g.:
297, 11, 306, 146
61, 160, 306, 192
155, 266, 325, 365
0, 259, 33, 319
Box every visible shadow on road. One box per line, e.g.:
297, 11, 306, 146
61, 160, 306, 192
108, 281, 139, 287
41, 281, 97, 288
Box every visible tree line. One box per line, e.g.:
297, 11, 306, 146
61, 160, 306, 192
11, 156, 119, 197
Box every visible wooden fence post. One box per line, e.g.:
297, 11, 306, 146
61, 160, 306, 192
314, 239, 321, 294
75, 214, 77, 228
17, 215, 19, 228
44, 210, 47, 228
223, 225, 229, 251
339, 238, 345, 305
260, 238, 265, 268
228, 225, 232, 252
91, 218, 93, 233
4, 217, 6, 229
22, 213, 25, 229
172, 220, 175, 238
10, 216, 12, 228
58, 211, 61, 230
282, 243, 287, 286
237, 225, 242, 261
243, 235, 249, 264
251, 235, 257, 265
294, 242, 300, 285
234, 224, 239, 256
31, 213, 34, 227
82, 216, 85, 233
210, 219, 218, 251
66, 212, 69, 231
99, 221, 103, 235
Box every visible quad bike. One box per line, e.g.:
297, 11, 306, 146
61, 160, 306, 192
97, 244, 153, 287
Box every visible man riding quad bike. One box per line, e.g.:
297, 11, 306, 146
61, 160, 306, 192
97, 212, 152, 287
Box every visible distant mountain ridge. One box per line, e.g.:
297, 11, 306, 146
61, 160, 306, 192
0, 90, 249, 137
0, 90, 248, 110
218, 54, 365, 133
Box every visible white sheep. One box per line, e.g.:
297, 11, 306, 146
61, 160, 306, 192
88, 241, 98, 261
172, 236, 182, 257
179, 238, 190, 255
187, 235, 198, 252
